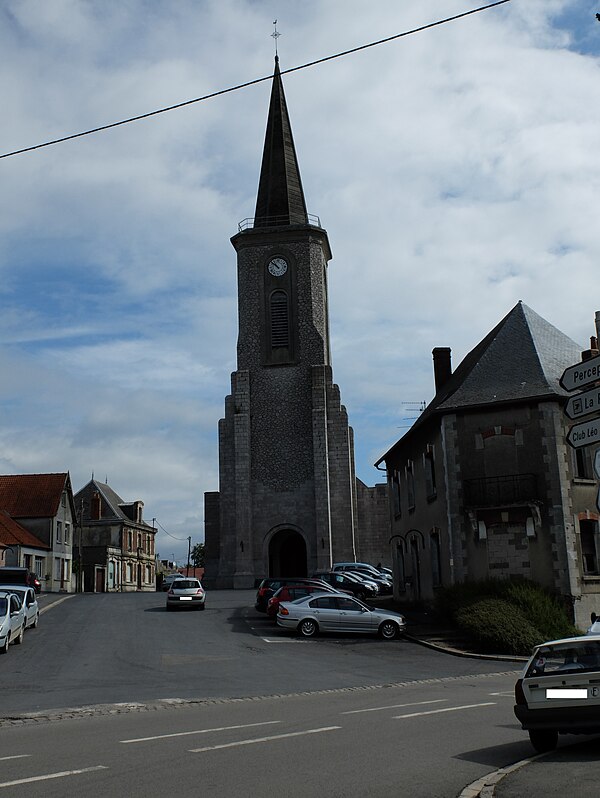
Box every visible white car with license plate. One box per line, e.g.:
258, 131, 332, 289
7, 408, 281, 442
0, 591, 26, 653
165, 578, 206, 610
514, 634, 600, 752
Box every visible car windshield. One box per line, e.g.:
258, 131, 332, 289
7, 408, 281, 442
173, 581, 200, 590
525, 640, 600, 677
0, 597, 7, 614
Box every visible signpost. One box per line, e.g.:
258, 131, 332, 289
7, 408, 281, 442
564, 385, 600, 421
560, 353, 600, 393
566, 417, 600, 449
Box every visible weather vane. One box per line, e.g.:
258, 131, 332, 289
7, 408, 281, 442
271, 19, 281, 56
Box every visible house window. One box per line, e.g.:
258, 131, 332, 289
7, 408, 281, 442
65, 523, 70, 545
390, 469, 401, 516
34, 557, 44, 578
54, 557, 62, 580
430, 531, 442, 588
146, 565, 152, 583
581, 519, 599, 575
270, 291, 289, 348
424, 447, 437, 499
128, 530, 133, 551
126, 563, 133, 582
56, 521, 62, 543
574, 447, 594, 480
23, 554, 32, 570
406, 461, 415, 510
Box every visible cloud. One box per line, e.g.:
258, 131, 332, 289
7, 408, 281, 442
1, 0, 599, 561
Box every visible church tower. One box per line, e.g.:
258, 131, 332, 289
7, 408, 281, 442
204, 58, 362, 588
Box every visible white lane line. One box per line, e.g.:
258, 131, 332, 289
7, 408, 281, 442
0, 755, 31, 762
190, 726, 341, 753
342, 699, 447, 715
39, 595, 75, 615
394, 702, 496, 719
0, 766, 108, 789
121, 721, 280, 744
489, 691, 514, 697
261, 638, 303, 643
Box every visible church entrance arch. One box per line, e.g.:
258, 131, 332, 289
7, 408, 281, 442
268, 528, 307, 577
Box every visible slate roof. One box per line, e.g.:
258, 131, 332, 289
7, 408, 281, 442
75, 479, 153, 528
254, 56, 308, 227
0, 511, 49, 550
0, 473, 70, 518
376, 302, 583, 464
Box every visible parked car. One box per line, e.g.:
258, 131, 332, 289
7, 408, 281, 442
0, 591, 26, 653
161, 573, 185, 592
311, 571, 378, 600
266, 582, 348, 619
339, 570, 381, 595
332, 563, 392, 594
514, 634, 600, 752
165, 578, 206, 610
0, 585, 38, 630
0, 566, 40, 594
255, 577, 331, 612
277, 592, 406, 640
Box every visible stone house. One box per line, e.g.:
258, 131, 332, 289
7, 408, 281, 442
375, 302, 600, 629
0, 472, 76, 592
74, 479, 156, 592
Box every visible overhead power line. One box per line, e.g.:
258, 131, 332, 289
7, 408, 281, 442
0, 1, 511, 160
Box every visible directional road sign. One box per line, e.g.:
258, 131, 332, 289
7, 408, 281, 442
567, 417, 600, 449
560, 353, 600, 393
564, 385, 600, 420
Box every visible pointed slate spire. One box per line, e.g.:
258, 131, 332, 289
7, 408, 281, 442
254, 56, 308, 227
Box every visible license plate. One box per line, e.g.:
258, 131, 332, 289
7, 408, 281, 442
546, 688, 587, 699
179, 596, 193, 601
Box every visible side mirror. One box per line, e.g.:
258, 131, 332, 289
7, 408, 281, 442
592, 612, 597, 624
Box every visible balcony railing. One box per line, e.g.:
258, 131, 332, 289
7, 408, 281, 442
237, 213, 322, 232
463, 474, 538, 507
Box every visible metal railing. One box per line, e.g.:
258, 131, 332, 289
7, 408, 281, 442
238, 213, 322, 232
463, 473, 538, 507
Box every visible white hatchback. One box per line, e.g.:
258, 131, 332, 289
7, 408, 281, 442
0, 591, 26, 653
514, 634, 600, 752
0, 585, 38, 630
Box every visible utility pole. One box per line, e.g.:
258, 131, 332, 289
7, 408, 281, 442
186, 536, 191, 576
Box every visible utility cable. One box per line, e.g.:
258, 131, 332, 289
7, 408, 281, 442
1, 1, 511, 160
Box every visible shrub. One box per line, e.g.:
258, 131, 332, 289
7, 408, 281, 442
455, 598, 542, 655
503, 581, 578, 641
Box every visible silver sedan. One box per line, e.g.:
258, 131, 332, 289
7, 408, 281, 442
276, 592, 406, 640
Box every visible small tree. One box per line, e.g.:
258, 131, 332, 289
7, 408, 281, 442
191, 543, 205, 568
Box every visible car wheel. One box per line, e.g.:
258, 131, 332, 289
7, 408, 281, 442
528, 729, 558, 753
198, 604, 206, 611
32, 613, 39, 629
166, 605, 173, 612
0, 636, 8, 654
298, 618, 318, 638
14, 626, 24, 645
379, 621, 399, 640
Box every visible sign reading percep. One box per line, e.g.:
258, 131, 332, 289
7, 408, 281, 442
560, 353, 600, 393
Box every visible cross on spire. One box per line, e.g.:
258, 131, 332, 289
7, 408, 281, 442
271, 20, 281, 56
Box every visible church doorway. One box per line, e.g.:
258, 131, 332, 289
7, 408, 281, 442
268, 529, 307, 577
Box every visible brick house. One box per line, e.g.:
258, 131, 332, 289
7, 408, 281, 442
0, 473, 76, 592
74, 479, 156, 592
375, 302, 600, 629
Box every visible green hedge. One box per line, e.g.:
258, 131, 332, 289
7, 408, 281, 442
436, 578, 580, 655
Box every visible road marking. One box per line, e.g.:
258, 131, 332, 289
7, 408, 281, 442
261, 637, 304, 643
489, 691, 514, 697
0, 766, 108, 789
121, 720, 280, 744
189, 726, 341, 753
0, 755, 31, 762
342, 699, 447, 715
39, 595, 75, 615
394, 702, 496, 719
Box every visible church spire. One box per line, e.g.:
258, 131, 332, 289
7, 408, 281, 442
254, 56, 308, 227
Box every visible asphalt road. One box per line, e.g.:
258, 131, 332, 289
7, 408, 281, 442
0, 589, 572, 797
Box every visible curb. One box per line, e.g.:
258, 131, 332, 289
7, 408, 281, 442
39, 594, 76, 615
404, 633, 527, 664
459, 754, 541, 798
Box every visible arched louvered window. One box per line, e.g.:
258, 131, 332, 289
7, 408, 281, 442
270, 290, 289, 348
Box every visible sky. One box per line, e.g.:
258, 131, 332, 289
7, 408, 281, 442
1, 0, 599, 563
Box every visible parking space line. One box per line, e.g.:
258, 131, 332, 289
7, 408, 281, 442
189, 726, 341, 753
0, 766, 108, 789
342, 699, 447, 715
394, 702, 496, 719
121, 721, 280, 744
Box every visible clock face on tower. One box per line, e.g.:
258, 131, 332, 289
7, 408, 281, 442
267, 257, 288, 277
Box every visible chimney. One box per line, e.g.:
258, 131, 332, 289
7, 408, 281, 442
91, 491, 102, 520
432, 347, 452, 393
